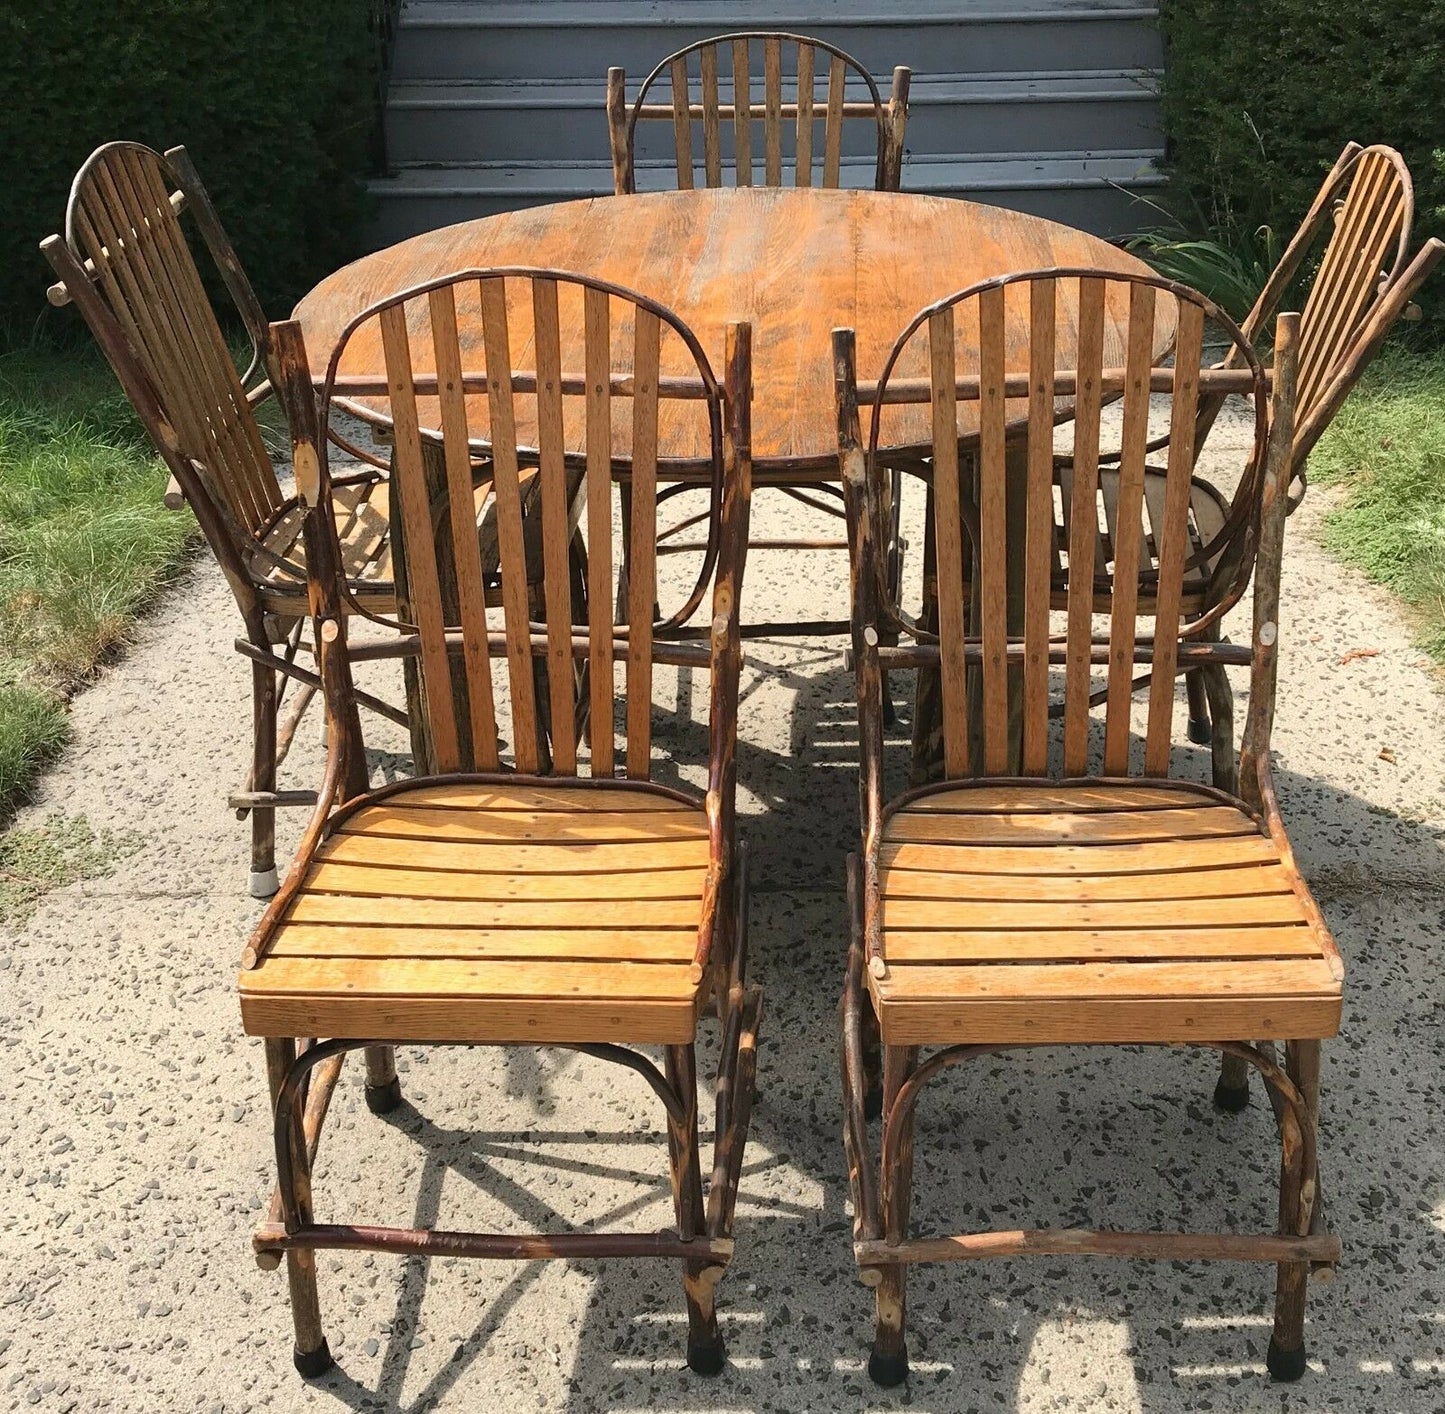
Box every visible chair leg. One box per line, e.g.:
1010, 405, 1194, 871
265, 1039, 331, 1377
1201, 638, 1245, 1109
615, 483, 633, 623
665, 1044, 726, 1375
909, 486, 942, 786
861, 991, 883, 1122
870, 1044, 918, 1388
363, 1045, 402, 1114
1186, 668, 1211, 744
1268, 1039, 1319, 1382
248, 653, 279, 899
878, 466, 906, 730
1214, 1050, 1252, 1112
1201, 659, 1238, 797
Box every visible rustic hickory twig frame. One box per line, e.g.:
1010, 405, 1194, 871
239, 272, 761, 1379
835, 275, 1342, 1387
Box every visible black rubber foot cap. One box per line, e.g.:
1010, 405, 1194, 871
1187, 716, 1211, 746
365, 1077, 403, 1115
687, 1336, 726, 1376
864, 1084, 884, 1122
868, 1346, 909, 1388
1213, 1076, 1251, 1113
293, 1340, 334, 1379
1267, 1338, 1307, 1382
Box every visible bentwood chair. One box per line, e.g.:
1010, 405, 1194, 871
1221, 143, 1443, 502
1117, 144, 1440, 748
241, 272, 761, 1378
607, 34, 911, 639
606, 32, 910, 194
41, 141, 399, 897
835, 273, 1341, 1386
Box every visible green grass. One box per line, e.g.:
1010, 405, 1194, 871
1307, 347, 1445, 662
0, 811, 141, 927
0, 346, 196, 809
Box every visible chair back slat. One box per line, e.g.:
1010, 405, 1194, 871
1020, 278, 1057, 776
732, 38, 754, 186
615, 32, 904, 193
63, 144, 280, 537
764, 37, 785, 185
626, 308, 662, 778
321, 270, 732, 784
927, 307, 970, 780
856, 270, 1268, 782
478, 275, 544, 773
532, 277, 580, 775
824, 54, 848, 188
1062, 276, 1106, 775
700, 47, 724, 186
1143, 300, 1205, 775
1101, 282, 1157, 773
669, 57, 695, 190
976, 285, 1010, 775
584, 286, 617, 776
380, 303, 465, 773
795, 43, 816, 186
428, 283, 501, 771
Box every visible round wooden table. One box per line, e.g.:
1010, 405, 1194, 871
294, 187, 1170, 478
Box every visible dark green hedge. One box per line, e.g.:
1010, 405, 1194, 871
1158, 0, 1445, 328
0, 2, 381, 343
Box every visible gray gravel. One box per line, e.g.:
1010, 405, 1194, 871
2, 404, 1444, 1413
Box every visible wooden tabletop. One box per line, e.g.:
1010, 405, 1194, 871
294, 188, 1171, 475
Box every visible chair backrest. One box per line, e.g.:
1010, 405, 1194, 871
837, 269, 1283, 783
40, 142, 283, 553
290, 268, 752, 788
1226, 144, 1435, 480
608, 32, 909, 194
1291, 146, 1411, 417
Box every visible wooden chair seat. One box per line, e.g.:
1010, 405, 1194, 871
870, 781, 1341, 1046
239, 781, 712, 1045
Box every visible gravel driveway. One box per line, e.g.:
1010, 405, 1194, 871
3, 407, 1443, 1413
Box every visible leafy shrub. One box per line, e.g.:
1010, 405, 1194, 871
1125, 194, 1285, 325
0, 1, 382, 344
1156, 0, 1445, 338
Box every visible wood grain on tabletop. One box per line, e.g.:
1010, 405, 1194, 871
294, 188, 1172, 473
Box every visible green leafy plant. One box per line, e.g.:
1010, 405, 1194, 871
1157, 0, 1445, 342
0, 2, 384, 346
1124, 196, 1285, 326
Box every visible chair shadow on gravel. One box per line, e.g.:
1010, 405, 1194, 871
307, 648, 1445, 1414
